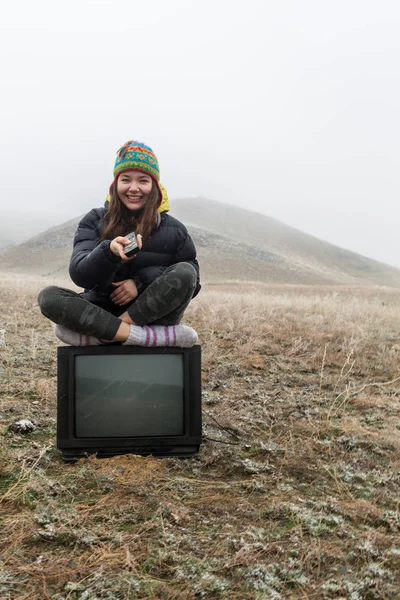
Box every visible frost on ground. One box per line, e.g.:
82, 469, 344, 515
8, 419, 36, 434
1, 276, 400, 599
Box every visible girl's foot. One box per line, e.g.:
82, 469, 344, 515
54, 324, 103, 346
123, 324, 198, 348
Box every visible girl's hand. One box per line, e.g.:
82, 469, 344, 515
110, 279, 139, 305
109, 234, 143, 261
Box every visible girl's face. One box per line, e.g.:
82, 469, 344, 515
117, 170, 153, 211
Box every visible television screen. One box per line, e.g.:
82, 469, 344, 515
75, 354, 184, 437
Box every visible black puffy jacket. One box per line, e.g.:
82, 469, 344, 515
69, 207, 201, 307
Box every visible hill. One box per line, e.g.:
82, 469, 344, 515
172, 198, 400, 287
0, 209, 75, 249
1, 198, 400, 287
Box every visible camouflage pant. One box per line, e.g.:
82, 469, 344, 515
38, 263, 197, 341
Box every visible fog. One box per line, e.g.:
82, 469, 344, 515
1, 0, 399, 266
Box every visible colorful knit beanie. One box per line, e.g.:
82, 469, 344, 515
110, 140, 163, 205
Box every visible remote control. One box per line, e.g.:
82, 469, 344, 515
124, 232, 140, 257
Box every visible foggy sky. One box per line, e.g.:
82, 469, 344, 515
1, 0, 399, 267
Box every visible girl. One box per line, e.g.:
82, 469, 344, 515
38, 140, 200, 347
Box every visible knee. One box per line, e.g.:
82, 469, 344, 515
174, 262, 197, 288
38, 286, 62, 318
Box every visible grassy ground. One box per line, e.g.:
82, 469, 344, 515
1, 276, 400, 599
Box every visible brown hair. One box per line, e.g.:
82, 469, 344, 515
100, 177, 160, 243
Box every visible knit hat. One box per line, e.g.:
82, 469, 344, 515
110, 140, 163, 205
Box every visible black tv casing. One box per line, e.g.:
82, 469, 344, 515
57, 344, 202, 462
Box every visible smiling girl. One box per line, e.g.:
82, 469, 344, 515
38, 140, 200, 347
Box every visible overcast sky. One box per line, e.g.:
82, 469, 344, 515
1, 0, 399, 266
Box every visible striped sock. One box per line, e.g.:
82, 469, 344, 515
123, 324, 198, 348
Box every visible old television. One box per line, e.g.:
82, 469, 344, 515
57, 345, 202, 462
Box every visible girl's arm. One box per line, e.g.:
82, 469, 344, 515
69, 210, 121, 289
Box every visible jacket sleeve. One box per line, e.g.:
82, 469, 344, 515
69, 211, 122, 290
172, 228, 201, 297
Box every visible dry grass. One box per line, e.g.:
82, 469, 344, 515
1, 275, 400, 599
